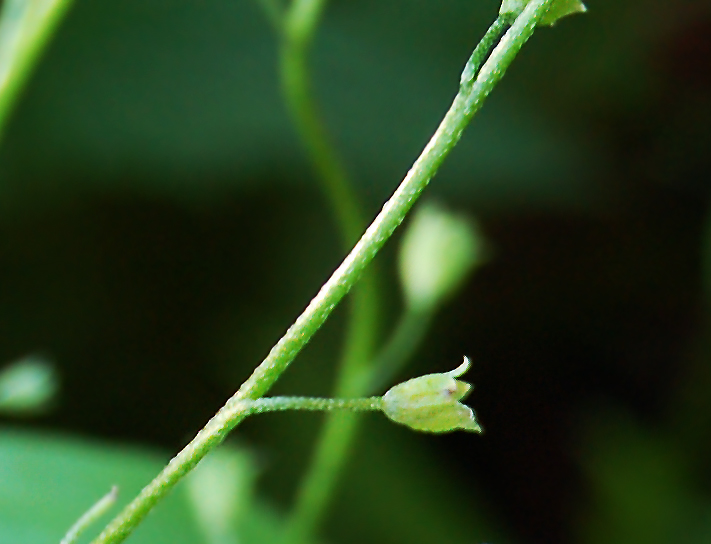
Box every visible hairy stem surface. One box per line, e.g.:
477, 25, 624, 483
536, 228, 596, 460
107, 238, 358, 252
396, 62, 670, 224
246, 396, 383, 415
91, 2, 555, 542
286, 15, 504, 543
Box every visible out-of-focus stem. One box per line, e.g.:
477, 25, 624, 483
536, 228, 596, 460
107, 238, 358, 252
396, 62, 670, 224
90, 2, 555, 542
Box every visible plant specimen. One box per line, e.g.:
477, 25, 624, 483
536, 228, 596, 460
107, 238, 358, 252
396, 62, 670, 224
0, 1, 586, 542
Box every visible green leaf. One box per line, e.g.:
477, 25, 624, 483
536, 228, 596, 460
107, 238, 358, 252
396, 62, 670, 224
0, 429, 290, 544
0, 429, 204, 544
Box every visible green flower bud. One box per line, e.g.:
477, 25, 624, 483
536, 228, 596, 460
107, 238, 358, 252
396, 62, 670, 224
0, 355, 57, 414
382, 357, 482, 433
398, 202, 485, 312
185, 446, 257, 542
500, 0, 587, 26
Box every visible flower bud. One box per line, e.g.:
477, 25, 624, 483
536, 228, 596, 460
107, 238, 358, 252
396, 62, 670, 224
500, 0, 587, 26
382, 357, 482, 433
398, 202, 485, 312
0, 355, 57, 414
185, 446, 257, 542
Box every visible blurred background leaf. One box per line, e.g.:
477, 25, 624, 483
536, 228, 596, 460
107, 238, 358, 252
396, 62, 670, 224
0, 0, 600, 212
0, 429, 204, 544
0, 430, 294, 544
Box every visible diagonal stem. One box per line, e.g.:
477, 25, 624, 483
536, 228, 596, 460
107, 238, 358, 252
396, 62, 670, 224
284, 16, 510, 543
278, 0, 381, 538
90, 2, 555, 542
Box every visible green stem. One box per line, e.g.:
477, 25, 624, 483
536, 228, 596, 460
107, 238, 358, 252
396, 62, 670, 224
278, 0, 382, 402
90, 2, 555, 542
0, 0, 75, 140
278, 0, 381, 385
278, 1, 381, 540
285, 409, 360, 544
284, 16, 509, 543
368, 307, 434, 393
281, 306, 441, 543
280, 0, 364, 244
284, 0, 327, 50
61, 486, 118, 544
283, 307, 432, 544
460, 14, 511, 87
246, 396, 383, 414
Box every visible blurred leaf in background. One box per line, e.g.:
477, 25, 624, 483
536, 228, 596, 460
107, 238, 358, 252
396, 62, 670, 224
0, 430, 297, 544
0, 430, 204, 544
0, 0, 599, 212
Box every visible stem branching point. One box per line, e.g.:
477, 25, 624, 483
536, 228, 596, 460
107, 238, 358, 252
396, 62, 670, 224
90, 3, 557, 542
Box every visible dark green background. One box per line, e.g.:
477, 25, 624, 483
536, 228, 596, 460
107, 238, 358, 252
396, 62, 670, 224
1, 1, 711, 543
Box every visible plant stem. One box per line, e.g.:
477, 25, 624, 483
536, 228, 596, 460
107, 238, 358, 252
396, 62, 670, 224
90, 2, 555, 542
280, 0, 364, 245
284, 15, 508, 543
61, 486, 118, 544
246, 396, 383, 415
279, 0, 381, 540
367, 307, 434, 393
283, 307, 432, 544
285, 408, 360, 544
278, 0, 381, 375
460, 15, 511, 87
0, 0, 75, 140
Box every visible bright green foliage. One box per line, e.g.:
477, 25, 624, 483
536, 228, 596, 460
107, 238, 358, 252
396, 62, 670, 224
0, 430, 204, 544
382, 357, 482, 433
398, 202, 486, 312
0, 430, 290, 544
500, 0, 586, 25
